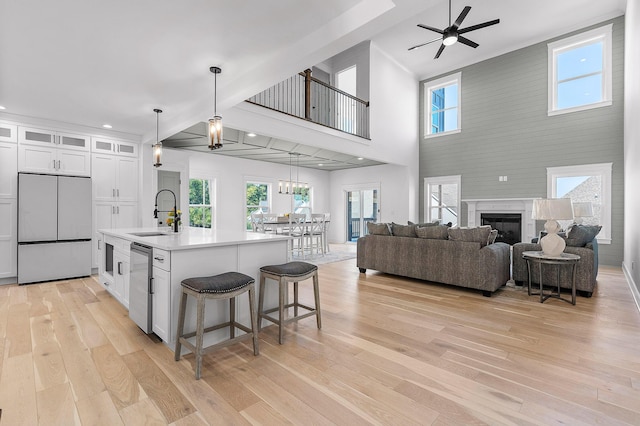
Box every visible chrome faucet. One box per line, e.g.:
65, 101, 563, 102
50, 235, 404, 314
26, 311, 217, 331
154, 189, 180, 233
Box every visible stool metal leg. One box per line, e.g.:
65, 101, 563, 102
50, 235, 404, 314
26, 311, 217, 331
294, 281, 299, 317
230, 296, 236, 339
313, 272, 322, 329
174, 290, 188, 360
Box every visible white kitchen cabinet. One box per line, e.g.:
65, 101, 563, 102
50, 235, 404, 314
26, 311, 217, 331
0, 122, 17, 143
99, 234, 131, 307
92, 137, 138, 158
92, 154, 138, 202
152, 264, 170, 342
92, 201, 138, 268
0, 143, 17, 198
0, 199, 17, 279
18, 126, 90, 176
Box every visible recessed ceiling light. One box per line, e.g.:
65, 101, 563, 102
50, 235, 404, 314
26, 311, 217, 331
357, 157, 363, 160
318, 163, 324, 167
102, 124, 113, 129
0, 105, 6, 110
247, 132, 256, 137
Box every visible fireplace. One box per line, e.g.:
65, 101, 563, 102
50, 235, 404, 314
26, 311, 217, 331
463, 198, 538, 243
481, 213, 521, 245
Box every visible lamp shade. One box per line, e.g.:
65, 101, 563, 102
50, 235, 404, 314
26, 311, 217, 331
532, 198, 574, 221
572, 202, 593, 218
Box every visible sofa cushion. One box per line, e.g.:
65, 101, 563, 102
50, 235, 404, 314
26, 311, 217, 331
565, 224, 601, 247
367, 222, 391, 236
448, 226, 492, 247
415, 225, 449, 240
391, 222, 417, 237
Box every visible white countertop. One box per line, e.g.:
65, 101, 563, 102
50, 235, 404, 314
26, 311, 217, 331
99, 227, 291, 251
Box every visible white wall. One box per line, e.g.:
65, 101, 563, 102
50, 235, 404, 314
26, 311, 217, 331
624, 0, 640, 299
329, 163, 414, 244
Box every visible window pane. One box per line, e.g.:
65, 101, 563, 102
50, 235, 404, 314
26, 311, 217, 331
204, 180, 210, 204
557, 74, 603, 109
556, 175, 602, 230
443, 84, 458, 108
443, 108, 458, 132
189, 179, 203, 204
557, 42, 603, 81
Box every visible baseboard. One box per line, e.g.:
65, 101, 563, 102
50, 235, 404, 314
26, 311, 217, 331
622, 261, 640, 313
0, 277, 17, 285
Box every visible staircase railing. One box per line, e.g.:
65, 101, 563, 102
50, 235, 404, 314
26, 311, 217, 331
247, 69, 370, 139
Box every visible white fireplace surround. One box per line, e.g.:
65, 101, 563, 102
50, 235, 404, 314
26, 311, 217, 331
463, 198, 539, 243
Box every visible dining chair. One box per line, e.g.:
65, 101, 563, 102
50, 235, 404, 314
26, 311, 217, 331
323, 213, 331, 253
286, 213, 306, 259
307, 213, 326, 256
262, 213, 279, 233
250, 212, 265, 232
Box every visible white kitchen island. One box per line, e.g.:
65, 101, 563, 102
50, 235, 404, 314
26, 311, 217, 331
97, 227, 290, 350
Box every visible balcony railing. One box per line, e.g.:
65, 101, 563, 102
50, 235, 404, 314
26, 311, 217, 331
247, 69, 370, 139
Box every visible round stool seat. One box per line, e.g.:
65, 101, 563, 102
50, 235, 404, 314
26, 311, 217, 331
181, 272, 254, 294
259, 261, 317, 278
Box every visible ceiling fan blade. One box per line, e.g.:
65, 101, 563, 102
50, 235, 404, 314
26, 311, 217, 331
408, 37, 441, 51
417, 24, 444, 34
434, 44, 446, 59
458, 19, 500, 34
452, 6, 471, 30
457, 35, 479, 48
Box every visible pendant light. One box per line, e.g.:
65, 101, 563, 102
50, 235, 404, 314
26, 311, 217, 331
153, 108, 163, 168
208, 66, 223, 150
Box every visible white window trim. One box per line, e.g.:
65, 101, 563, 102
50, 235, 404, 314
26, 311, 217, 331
424, 72, 462, 138
548, 24, 612, 116
424, 175, 461, 224
244, 178, 272, 231
547, 163, 612, 244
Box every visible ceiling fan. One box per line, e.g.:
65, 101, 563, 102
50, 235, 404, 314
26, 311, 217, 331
408, 0, 500, 59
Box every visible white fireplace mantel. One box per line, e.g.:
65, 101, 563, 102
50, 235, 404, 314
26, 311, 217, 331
462, 198, 539, 243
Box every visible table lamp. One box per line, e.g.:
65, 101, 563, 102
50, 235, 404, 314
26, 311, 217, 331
532, 198, 574, 256
572, 201, 593, 224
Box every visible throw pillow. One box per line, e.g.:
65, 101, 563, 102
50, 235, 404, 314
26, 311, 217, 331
366, 222, 391, 236
448, 225, 492, 247
566, 224, 601, 247
407, 220, 440, 227
392, 222, 417, 237
487, 229, 498, 245
415, 225, 449, 240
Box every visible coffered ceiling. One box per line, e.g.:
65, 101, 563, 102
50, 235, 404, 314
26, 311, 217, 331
163, 123, 384, 171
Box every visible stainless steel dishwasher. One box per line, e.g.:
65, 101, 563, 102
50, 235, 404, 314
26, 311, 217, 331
129, 242, 153, 334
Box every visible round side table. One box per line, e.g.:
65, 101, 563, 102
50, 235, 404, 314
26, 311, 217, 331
522, 251, 580, 305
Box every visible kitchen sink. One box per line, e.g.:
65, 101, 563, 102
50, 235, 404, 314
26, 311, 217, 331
128, 231, 173, 237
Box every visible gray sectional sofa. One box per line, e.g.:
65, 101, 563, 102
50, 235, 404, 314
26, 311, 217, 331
356, 223, 511, 296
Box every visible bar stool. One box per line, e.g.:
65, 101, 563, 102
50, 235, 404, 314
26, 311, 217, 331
174, 272, 259, 379
258, 261, 321, 344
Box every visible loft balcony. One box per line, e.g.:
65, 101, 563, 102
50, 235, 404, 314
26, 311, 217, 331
247, 69, 370, 139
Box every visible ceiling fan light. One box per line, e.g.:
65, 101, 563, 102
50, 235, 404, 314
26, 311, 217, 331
443, 33, 458, 46
208, 115, 223, 150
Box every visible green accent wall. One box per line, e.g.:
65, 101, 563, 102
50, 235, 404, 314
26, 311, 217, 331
419, 16, 624, 266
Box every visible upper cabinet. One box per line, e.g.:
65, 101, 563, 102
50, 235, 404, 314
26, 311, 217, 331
18, 126, 91, 176
92, 137, 138, 158
0, 123, 17, 143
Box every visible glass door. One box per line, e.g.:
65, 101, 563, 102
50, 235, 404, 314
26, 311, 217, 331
346, 188, 378, 241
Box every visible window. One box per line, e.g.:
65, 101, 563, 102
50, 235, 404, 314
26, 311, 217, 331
424, 72, 461, 137
547, 163, 612, 244
189, 178, 213, 228
424, 175, 460, 226
245, 181, 270, 230
548, 24, 612, 115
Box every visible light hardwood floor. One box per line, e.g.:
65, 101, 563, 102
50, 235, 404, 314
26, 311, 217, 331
1, 260, 639, 425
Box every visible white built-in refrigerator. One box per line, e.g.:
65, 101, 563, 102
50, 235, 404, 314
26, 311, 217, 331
18, 173, 92, 284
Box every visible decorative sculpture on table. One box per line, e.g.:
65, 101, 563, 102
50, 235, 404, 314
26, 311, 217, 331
532, 198, 574, 257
